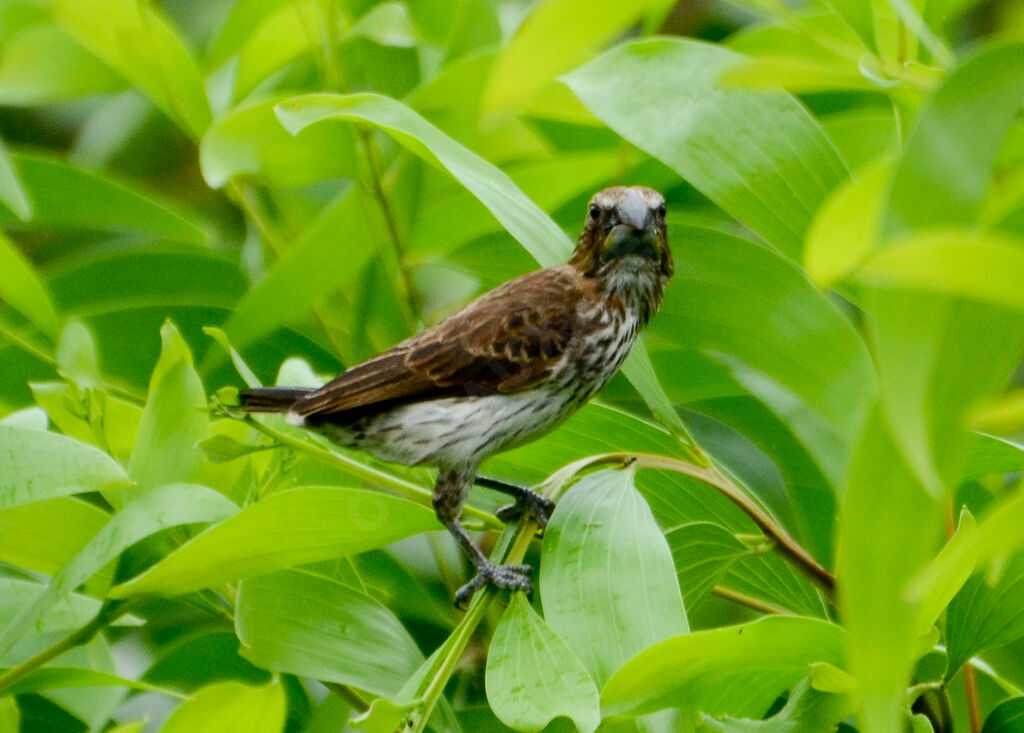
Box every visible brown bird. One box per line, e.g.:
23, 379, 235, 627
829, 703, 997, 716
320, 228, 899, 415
239, 186, 673, 604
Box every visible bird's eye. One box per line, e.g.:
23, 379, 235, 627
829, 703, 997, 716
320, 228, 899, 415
588, 203, 601, 220
656, 203, 666, 218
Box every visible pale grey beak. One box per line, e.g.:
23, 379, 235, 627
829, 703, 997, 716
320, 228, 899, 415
616, 188, 649, 231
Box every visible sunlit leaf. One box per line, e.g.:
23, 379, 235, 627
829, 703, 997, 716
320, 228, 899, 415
0, 483, 237, 655
0, 137, 31, 221
109, 487, 438, 597
486, 594, 600, 733
161, 680, 286, 733
665, 522, 752, 610
1, 667, 184, 698
601, 616, 847, 718
564, 38, 848, 259
540, 468, 688, 687
0, 424, 131, 511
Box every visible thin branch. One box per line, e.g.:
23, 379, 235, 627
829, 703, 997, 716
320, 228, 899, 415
712, 586, 792, 616
325, 682, 370, 713
963, 666, 982, 733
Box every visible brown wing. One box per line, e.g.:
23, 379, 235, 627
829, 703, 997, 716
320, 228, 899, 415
291, 266, 581, 418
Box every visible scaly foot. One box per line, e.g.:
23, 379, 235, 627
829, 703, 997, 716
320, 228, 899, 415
454, 560, 533, 607
495, 489, 555, 528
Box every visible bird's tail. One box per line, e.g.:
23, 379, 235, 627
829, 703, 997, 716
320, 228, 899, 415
237, 387, 314, 413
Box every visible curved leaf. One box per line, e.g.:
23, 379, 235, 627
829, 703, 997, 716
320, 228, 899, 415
236, 569, 424, 697
162, 680, 285, 733
540, 468, 688, 687
109, 487, 438, 598
486, 594, 600, 733
600, 616, 847, 719
0, 424, 131, 511
0, 230, 59, 338
563, 38, 848, 259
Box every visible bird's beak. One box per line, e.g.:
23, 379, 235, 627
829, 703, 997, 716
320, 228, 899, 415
602, 189, 659, 261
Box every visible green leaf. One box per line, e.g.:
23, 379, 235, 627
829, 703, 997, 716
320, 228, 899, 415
0, 424, 131, 511
540, 468, 688, 687
946, 551, 1024, 677
0, 22, 125, 105
600, 616, 847, 719
885, 43, 1024, 237
56, 319, 100, 390
482, 0, 666, 114
0, 137, 31, 221
982, 697, 1024, 733
0, 483, 237, 655
31, 382, 142, 462
53, 0, 212, 137
236, 569, 424, 696
485, 594, 600, 733
233, 0, 327, 99
0, 578, 140, 635
665, 522, 752, 610
128, 321, 209, 495
0, 697, 18, 731
563, 38, 848, 260
857, 231, 1024, 313
1, 667, 184, 698
274, 92, 572, 268
805, 156, 892, 287
699, 678, 855, 732
0, 498, 114, 590
836, 405, 943, 732
161, 680, 286, 733
199, 96, 357, 189
0, 230, 58, 338
109, 487, 437, 598
0, 153, 206, 244
204, 0, 290, 70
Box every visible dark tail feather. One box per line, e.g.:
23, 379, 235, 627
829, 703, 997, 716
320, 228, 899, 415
238, 387, 314, 413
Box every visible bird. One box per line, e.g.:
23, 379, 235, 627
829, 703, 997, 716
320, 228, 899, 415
238, 186, 673, 605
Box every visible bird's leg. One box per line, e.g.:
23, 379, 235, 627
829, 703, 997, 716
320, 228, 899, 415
475, 476, 555, 528
435, 467, 533, 606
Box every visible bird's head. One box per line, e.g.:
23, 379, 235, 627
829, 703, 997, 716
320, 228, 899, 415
569, 186, 673, 323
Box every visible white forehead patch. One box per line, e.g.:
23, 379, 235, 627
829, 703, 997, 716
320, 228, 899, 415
618, 188, 648, 230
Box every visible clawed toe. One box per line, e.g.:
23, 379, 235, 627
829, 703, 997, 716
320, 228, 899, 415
496, 493, 554, 528
454, 561, 533, 607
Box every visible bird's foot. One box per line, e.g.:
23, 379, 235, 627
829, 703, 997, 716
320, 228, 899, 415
496, 489, 555, 528
454, 560, 533, 607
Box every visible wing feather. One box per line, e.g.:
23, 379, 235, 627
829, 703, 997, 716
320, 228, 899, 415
292, 266, 581, 419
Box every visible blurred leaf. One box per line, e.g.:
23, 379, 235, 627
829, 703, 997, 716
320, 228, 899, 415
600, 616, 847, 719
486, 594, 599, 733
0, 697, 17, 731
56, 319, 100, 390
53, 0, 212, 137
0, 578, 112, 635
0, 424, 131, 511
962, 434, 1024, 479
699, 678, 855, 732
205, 0, 290, 70
31, 382, 142, 462
0, 230, 58, 338
0, 483, 237, 655
1, 667, 183, 698
836, 405, 943, 733
144, 631, 270, 692
161, 680, 286, 733
275, 92, 571, 267
0, 137, 31, 220
234, 0, 326, 99
0, 497, 114, 590
823, 0, 875, 51
946, 552, 1024, 677
857, 231, 1024, 313
236, 569, 424, 696
0, 21, 124, 105
885, 43, 1024, 237
805, 157, 892, 287
821, 110, 897, 171
109, 487, 437, 597
128, 321, 209, 495
665, 522, 752, 610
540, 468, 688, 687
204, 327, 261, 388
564, 39, 849, 260
982, 697, 1024, 733
0, 154, 206, 244
200, 96, 357, 189
197, 434, 266, 463
482, 0, 666, 114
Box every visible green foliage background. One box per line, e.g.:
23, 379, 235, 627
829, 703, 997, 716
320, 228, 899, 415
1, 0, 1024, 731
